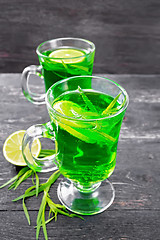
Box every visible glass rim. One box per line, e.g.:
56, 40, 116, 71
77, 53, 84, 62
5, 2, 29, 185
36, 37, 95, 60
45, 76, 129, 122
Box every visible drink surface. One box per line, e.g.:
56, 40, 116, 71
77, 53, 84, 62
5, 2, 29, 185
51, 90, 124, 187
39, 48, 94, 91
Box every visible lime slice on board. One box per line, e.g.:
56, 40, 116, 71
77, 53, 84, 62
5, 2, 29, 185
49, 48, 85, 64
3, 130, 41, 166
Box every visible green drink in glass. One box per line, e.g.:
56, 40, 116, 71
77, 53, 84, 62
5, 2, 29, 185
21, 38, 95, 105
39, 47, 94, 91
51, 90, 122, 186
22, 76, 129, 215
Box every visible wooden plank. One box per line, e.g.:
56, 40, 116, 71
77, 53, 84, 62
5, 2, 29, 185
0, 210, 160, 240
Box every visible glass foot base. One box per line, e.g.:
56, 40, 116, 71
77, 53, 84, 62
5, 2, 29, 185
57, 179, 115, 215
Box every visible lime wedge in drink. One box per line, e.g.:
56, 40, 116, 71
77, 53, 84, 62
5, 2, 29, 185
52, 101, 116, 144
49, 48, 85, 64
53, 100, 86, 118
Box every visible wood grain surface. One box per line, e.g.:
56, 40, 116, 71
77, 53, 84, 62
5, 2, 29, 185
0, 0, 160, 74
0, 74, 160, 239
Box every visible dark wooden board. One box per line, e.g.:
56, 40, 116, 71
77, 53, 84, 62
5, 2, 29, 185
0, 74, 160, 239
0, 1, 160, 74
0, 210, 160, 240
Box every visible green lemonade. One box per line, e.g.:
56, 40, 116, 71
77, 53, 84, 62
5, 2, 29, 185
38, 48, 95, 91
50, 89, 125, 187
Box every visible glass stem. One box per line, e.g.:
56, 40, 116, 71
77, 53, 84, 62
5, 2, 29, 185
73, 182, 101, 193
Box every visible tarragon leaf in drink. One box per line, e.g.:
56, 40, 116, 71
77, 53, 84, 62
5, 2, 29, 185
102, 92, 122, 115
78, 86, 97, 112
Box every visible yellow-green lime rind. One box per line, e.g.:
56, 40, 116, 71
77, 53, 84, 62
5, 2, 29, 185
3, 130, 41, 166
49, 48, 85, 64
52, 101, 115, 144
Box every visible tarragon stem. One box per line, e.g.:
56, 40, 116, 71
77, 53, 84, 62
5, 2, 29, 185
14, 169, 33, 190
102, 92, 122, 115
0, 150, 84, 240
77, 86, 118, 143
36, 188, 49, 240
22, 186, 34, 225
35, 172, 39, 197
13, 170, 61, 202
0, 167, 30, 189
78, 86, 97, 112
38, 149, 56, 158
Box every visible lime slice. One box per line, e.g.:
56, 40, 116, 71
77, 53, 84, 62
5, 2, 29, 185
3, 130, 41, 166
53, 100, 95, 142
53, 100, 86, 118
52, 100, 91, 129
49, 48, 85, 64
53, 101, 115, 143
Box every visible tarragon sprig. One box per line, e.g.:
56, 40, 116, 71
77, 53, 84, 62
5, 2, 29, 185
0, 166, 32, 190
35, 190, 84, 240
38, 149, 56, 158
0, 150, 83, 240
35, 171, 84, 240
102, 92, 122, 115
78, 86, 97, 112
77, 87, 124, 143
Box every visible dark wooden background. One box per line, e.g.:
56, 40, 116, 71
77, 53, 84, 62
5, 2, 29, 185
0, 0, 160, 74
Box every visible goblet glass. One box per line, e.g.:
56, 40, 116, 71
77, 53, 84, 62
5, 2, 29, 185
21, 38, 95, 105
22, 75, 129, 215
